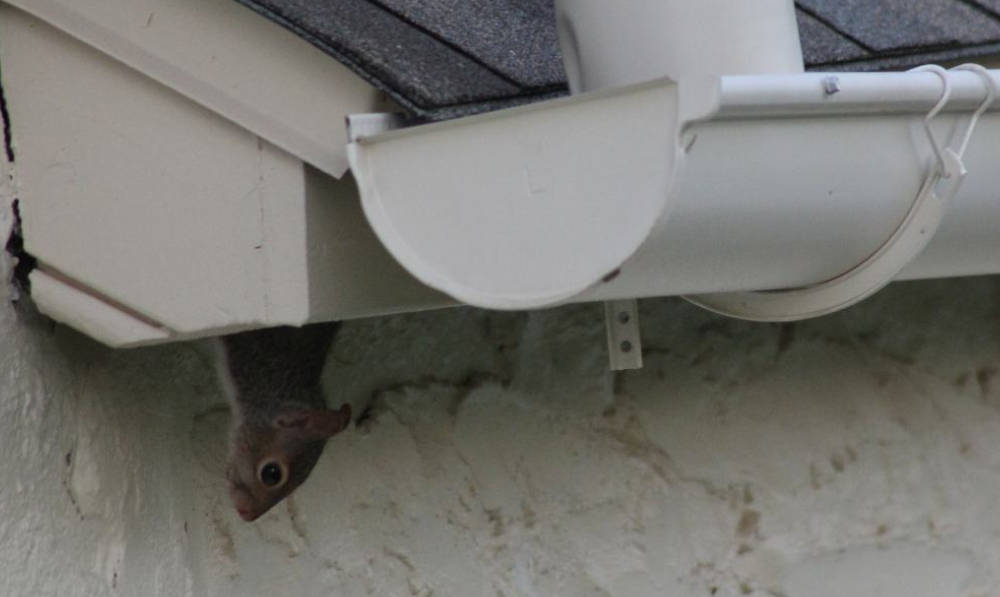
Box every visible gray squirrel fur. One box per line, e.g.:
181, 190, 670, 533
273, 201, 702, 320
215, 322, 351, 521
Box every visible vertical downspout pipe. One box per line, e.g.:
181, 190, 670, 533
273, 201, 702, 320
554, 0, 803, 94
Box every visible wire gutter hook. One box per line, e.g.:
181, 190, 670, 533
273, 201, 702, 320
682, 63, 997, 322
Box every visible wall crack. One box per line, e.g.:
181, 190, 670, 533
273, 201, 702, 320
5, 199, 37, 299
0, 57, 14, 163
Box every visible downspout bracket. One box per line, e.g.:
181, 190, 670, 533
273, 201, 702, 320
605, 299, 642, 370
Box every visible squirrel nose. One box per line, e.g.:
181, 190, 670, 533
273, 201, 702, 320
229, 484, 258, 521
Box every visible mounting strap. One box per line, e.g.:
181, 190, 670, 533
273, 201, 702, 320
683, 64, 998, 322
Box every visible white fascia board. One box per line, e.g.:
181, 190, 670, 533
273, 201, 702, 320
30, 271, 171, 348
4, 6, 308, 335
5, 0, 384, 178
349, 69, 1000, 311
1, 8, 448, 347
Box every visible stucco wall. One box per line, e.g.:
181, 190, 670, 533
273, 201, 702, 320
4, 223, 1000, 596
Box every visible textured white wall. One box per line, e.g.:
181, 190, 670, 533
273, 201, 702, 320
4, 227, 1000, 596
0, 252, 210, 594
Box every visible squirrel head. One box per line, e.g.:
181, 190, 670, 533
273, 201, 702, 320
226, 404, 351, 521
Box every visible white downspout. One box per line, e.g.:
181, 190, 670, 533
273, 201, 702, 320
346, 1, 1000, 320
555, 0, 803, 93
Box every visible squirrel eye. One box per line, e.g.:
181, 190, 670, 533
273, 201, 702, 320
258, 461, 285, 488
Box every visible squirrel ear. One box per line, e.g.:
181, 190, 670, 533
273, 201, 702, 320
274, 404, 352, 440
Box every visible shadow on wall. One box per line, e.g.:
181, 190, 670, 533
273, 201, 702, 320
5, 275, 1000, 596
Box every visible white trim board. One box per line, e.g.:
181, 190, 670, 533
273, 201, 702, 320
1, 7, 449, 347
4, 0, 387, 178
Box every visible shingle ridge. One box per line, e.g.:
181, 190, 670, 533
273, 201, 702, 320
363, 0, 527, 89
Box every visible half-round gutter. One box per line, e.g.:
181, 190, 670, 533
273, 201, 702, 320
347, 0, 1000, 318
347, 79, 686, 310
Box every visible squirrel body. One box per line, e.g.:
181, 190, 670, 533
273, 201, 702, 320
215, 322, 351, 521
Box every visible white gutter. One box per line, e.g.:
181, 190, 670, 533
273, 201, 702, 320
347, 0, 1000, 320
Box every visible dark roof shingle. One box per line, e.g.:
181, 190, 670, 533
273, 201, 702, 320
798, 0, 1000, 51
374, 0, 565, 88
233, 0, 525, 110
233, 0, 1000, 120
796, 9, 870, 65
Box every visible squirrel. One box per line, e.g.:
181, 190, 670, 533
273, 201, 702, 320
215, 322, 351, 521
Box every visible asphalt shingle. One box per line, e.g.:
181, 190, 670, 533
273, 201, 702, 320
968, 0, 1000, 16
232, 0, 1000, 119
796, 10, 870, 65
372, 0, 565, 88
797, 0, 1000, 51
233, 0, 529, 115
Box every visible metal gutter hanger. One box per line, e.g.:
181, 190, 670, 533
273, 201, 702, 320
686, 64, 998, 321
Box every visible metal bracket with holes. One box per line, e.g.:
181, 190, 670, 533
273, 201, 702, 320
604, 299, 642, 370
